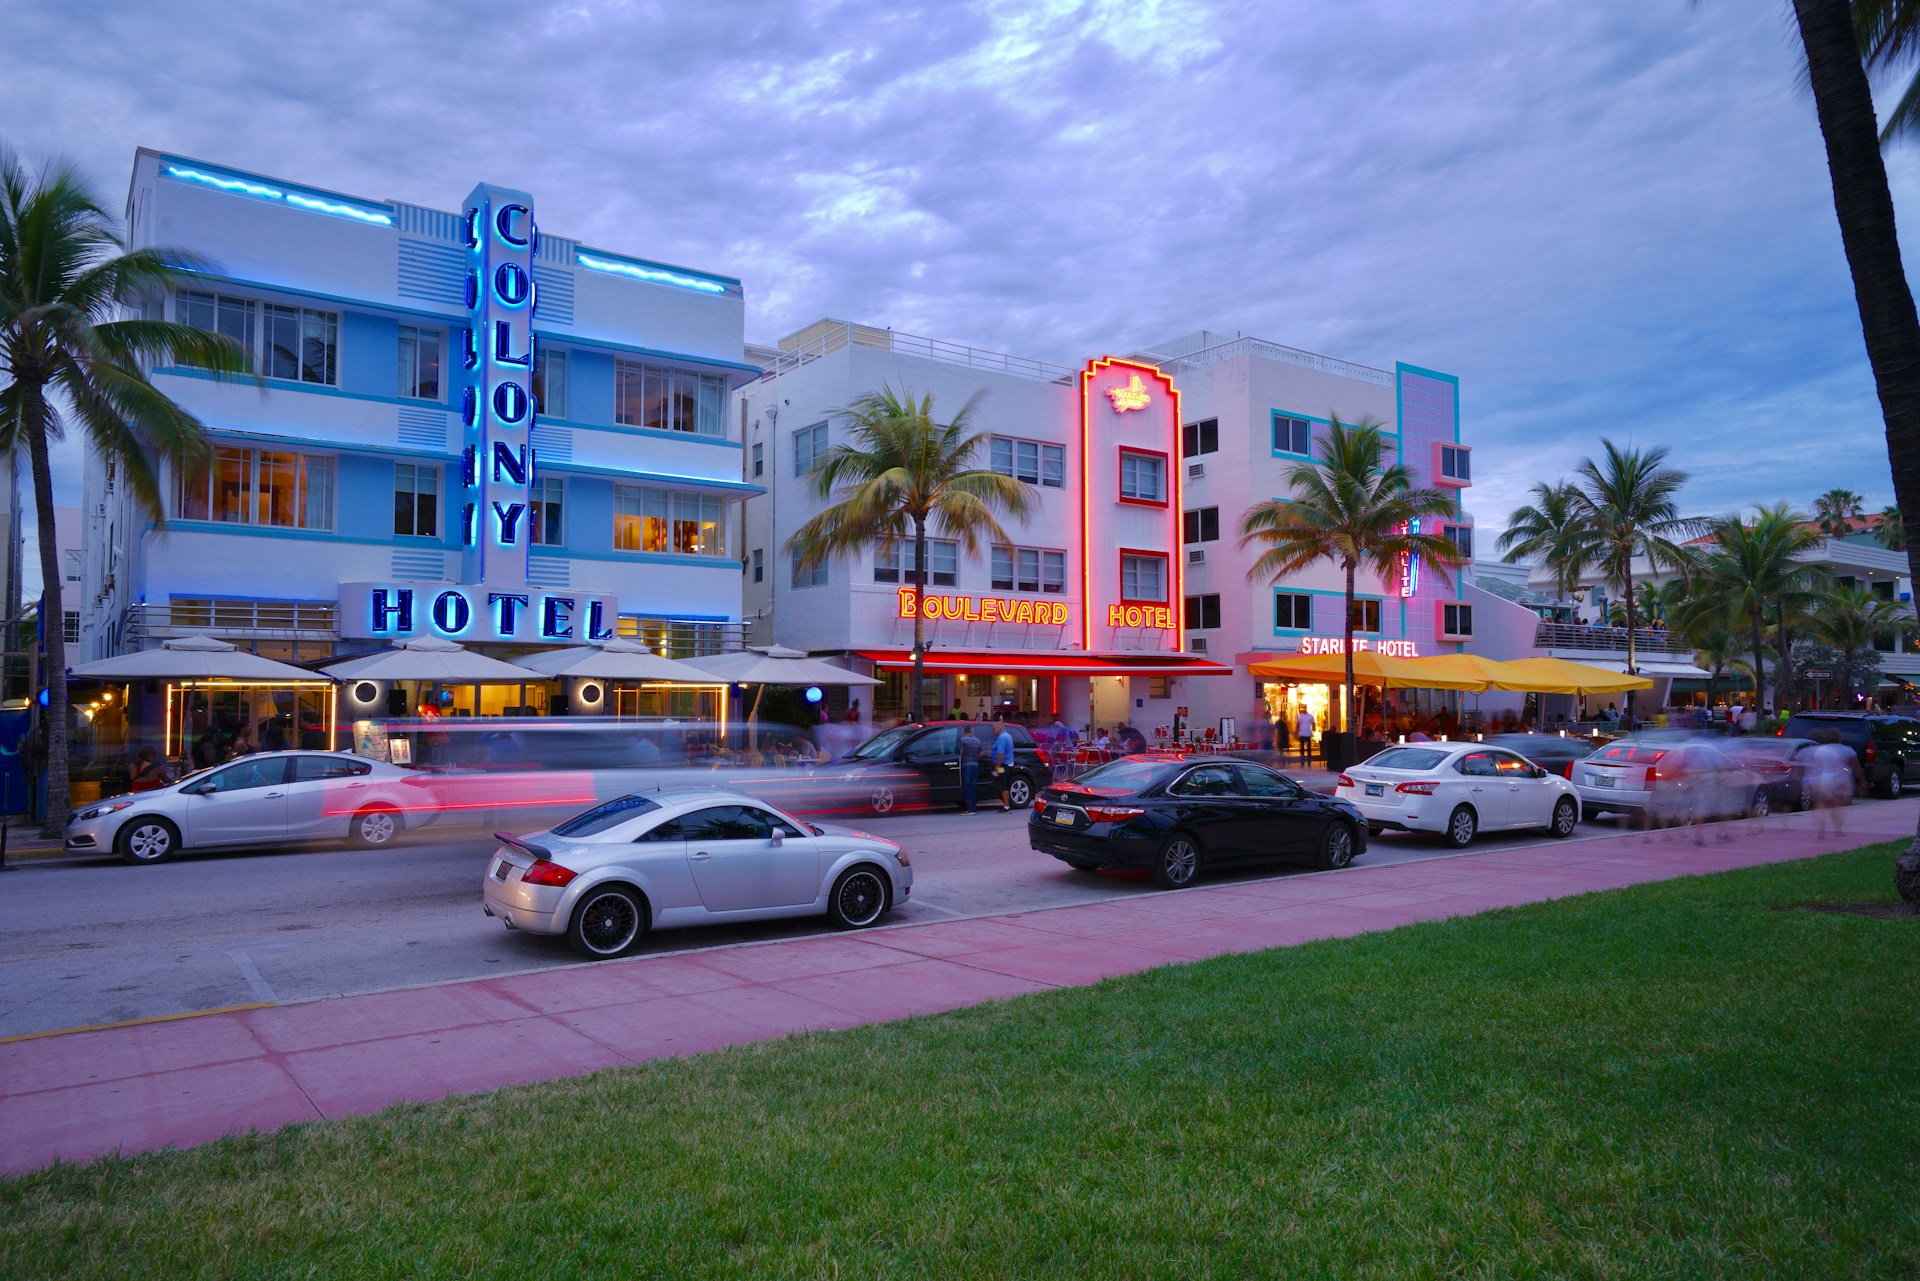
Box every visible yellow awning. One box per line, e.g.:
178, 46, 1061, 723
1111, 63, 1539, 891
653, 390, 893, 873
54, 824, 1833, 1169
1490, 656, 1655, 695
1246, 651, 1491, 690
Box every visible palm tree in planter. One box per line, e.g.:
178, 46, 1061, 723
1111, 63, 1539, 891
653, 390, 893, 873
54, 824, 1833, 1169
1694, 505, 1825, 714
0, 147, 255, 834
1497, 480, 1588, 606
1239, 416, 1464, 739
785, 386, 1034, 721
1812, 583, 1915, 706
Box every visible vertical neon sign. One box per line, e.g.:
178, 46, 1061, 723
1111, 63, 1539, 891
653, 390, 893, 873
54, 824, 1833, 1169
460, 183, 538, 587
1397, 519, 1420, 597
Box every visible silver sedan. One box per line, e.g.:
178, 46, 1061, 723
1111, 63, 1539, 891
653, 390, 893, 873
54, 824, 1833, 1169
482, 788, 914, 959
65, 751, 440, 864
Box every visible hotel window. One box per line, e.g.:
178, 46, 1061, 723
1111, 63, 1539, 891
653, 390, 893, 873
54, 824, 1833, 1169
791, 548, 827, 589
1119, 451, 1166, 503
1183, 506, 1219, 544
1182, 419, 1218, 458
1273, 414, 1313, 457
991, 545, 1066, 593
1149, 676, 1171, 699
1349, 598, 1383, 633
613, 485, 725, 557
613, 359, 726, 436
751, 442, 763, 478
261, 303, 337, 385
1184, 593, 1221, 630
1439, 444, 1472, 483
989, 436, 1066, 489
1443, 523, 1473, 558
751, 548, 764, 583
393, 463, 439, 538
63, 611, 80, 645
874, 539, 958, 587
529, 477, 564, 546
178, 447, 334, 531
64, 549, 82, 583
1121, 553, 1167, 602
1442, 602, 1474, 637
794, 422, 828, 476
533, 349, 568, 418
177, 290, 255, 349
1274, 593, 1312, 630
397, 326, 441, 401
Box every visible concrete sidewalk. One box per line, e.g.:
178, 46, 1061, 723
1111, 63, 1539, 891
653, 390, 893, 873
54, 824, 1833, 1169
4, 803, 1913, 1175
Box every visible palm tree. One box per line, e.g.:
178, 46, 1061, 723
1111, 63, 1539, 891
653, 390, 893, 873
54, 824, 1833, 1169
1812, 583, 1915, 703
0, 146, 254, 834
1496, 480, 1587, 601
1878, 502, 1906, 550
1565, 440, 1703, 713
1694, 505, 1825, 712
785, 386, 1034, 720
1239, 416, 1464, 736
1812, 486, 1866, 537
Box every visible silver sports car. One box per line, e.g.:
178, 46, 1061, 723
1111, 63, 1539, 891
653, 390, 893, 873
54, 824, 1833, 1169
482, 788, 913, 959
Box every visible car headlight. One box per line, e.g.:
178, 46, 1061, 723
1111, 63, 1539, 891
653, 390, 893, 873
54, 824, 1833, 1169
74, 800, 134, 822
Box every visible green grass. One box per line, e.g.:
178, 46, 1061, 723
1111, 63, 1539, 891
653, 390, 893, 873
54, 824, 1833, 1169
5, 845, 1919, 1279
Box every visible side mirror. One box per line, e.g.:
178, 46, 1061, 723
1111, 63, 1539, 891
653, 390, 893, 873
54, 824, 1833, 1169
186, 782, 215, 796
769, 827, 784, 846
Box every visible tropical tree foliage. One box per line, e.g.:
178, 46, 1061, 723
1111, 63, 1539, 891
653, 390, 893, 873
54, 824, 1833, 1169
1810, 581, 1915, 700
0, 145, 254, 834
1239, 416, 1464, 735
785, 386, 1034, 720
1811, 486, 1866, 536
1496, 480, 1587, 600
1691, 505, 1826, 712
1878, 502, 1907, 549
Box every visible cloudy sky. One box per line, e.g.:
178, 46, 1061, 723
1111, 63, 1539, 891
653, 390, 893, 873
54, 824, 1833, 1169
3, 0, 1911, 539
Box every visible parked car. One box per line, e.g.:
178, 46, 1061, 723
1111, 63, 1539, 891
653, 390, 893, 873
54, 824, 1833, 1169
1721, 736, 1820, 811
481, 789, 912, 958
835, 721, 1049, 813
1778, 712, 1920, 798
65, 751, 440, 864
1573, 737, 1769, 825
1029, 755, 1366, 888
1336, 742, 1581, 847
1476, 733, 1600, 778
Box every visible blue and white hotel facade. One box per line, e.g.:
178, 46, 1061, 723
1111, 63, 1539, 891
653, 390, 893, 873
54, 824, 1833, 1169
81, 149, 760, 714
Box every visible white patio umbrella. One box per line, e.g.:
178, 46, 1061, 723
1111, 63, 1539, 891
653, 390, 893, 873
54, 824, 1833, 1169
70, 634, 326, 683
515, 638, 709, 683
322, 636, 547, 683
684, 645, 880, 747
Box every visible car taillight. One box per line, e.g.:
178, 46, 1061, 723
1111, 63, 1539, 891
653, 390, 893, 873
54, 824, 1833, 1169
1085, 805, 1146, 824
1032, 797, 1047, 813
1562, 761, 1576, 778
1034, 747, 1050, 766
1645, 766, 1660, 786
1396, 782, 1436, 795
521, 859, 577, 887
1336, 773, 1355, 788
1865, 741, 1878, 765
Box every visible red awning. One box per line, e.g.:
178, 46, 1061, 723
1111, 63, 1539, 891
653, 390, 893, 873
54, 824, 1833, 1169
854, 648, 1235, 677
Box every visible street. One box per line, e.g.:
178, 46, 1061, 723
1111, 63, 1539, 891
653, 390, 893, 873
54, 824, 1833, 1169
0, 805, 1673, 1040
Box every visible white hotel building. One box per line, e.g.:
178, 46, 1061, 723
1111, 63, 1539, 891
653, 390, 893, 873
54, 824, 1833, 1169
738, 322, 1533, 737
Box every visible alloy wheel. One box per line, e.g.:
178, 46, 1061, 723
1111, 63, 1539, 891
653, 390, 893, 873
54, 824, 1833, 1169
834, 870, 886, 926
577, 891, 640, 955
870, 786, 895, 814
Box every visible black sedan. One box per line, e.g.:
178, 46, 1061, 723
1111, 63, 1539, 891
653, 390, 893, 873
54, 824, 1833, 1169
1029, 754, 1367, 889
1722, 736, 1819, 811
1477, 733, 1602, 778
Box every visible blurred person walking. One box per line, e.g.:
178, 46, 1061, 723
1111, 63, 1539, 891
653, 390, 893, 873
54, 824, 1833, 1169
1807, 730, 1866, 839
957, 722, 984, 814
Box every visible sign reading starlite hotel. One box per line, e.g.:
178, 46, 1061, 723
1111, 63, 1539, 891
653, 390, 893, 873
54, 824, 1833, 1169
344, 183, 615, 644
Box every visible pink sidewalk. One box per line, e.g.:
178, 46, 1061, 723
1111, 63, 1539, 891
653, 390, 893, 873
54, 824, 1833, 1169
5, 804, 1913, 1175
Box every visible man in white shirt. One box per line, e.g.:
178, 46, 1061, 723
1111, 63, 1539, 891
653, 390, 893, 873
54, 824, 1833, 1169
1295, 708, 1316, 763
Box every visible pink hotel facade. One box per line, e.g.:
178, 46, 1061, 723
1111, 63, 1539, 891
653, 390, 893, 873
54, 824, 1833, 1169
737, 321, 1540, 740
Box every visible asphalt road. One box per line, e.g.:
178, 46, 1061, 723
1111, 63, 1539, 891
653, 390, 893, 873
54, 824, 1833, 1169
0, 804, 1634, 1040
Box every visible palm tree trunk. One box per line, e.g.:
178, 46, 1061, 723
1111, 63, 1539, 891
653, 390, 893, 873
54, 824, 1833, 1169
1342, 560, 1357, 736
1774, 599, 1796, 711
23, 395, 70, 837
1791, 0, 1920, 908
910, 516, 927, 721
1749, 609, 1769, 711
1622, 558, 1638, 723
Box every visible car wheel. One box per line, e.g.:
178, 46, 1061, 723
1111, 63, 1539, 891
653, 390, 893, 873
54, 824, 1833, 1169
827, 865, 890, 928
1317, 822, 1357, 870
1005, 773, 1034, 808
350, 806, 401, 848
1795, 788, 1814, 813
1151, 833, 1203, 889
869, 785, 896, 814
567, 884, 648, 959
1442, 805, 1477, 849
1548, 796, 1578, 838
115, 816, 181, 866
1749, 789, 1770, 820
1879, 769, 1904, 800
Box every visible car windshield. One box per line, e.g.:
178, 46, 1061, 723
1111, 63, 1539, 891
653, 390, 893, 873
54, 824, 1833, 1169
1366, 748, 1451, 771
1592, 742, 1667, 763
552, 794, 661, 837
849, 726, 917, 760
1070, 758, 1168, 795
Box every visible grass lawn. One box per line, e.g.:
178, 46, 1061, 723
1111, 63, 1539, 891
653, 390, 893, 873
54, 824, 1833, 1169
5, 845, 1919, 1279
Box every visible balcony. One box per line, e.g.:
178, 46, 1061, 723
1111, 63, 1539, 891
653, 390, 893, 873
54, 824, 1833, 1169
1533, 622, 1690, 657
127, 598, 340, 645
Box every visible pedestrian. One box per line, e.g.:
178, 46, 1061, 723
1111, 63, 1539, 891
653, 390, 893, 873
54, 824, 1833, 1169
191, 726, 223, 771
225, 729, 255, 759
1807, 730, 1865, 838
991, 717, 1016, 812
957, 722, 984, 814
1295, 705, 1315, 763
949, 697, 963, 720
127, 745, 170, 792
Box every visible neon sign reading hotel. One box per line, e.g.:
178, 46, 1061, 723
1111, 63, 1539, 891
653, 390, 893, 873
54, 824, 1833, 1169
1299, 636, 1420, 657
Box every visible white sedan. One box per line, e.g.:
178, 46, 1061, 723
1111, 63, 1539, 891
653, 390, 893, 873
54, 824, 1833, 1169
1334, 742, 1582, 847
482, 788, 913, 959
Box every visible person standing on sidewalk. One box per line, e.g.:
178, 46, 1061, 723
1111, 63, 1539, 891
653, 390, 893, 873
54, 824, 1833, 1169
991, 718, 1016, 812
1295, 706, 1315, 764
957, 723, 984, 814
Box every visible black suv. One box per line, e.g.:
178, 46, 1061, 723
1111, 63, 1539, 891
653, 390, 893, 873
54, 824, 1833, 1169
836, 721, 1049, 812
1779, 712, 1920, 798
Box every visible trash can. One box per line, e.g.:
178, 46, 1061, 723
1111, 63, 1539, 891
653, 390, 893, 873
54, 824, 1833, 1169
1322, 731, 1357, 772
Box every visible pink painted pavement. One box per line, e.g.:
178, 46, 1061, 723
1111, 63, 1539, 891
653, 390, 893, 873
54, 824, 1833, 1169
3, 803, 1912, 1175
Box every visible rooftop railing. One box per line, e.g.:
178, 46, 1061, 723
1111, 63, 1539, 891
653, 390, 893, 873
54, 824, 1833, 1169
1154, 335, 1395, 387
1533, 622, 1689, 656
757, 321, 1077, 384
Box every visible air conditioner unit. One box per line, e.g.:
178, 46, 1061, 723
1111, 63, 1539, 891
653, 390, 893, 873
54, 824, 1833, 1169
1187, 462, 1205, 479
1187, 548, 1206, 564
1190, 637, 1208, 652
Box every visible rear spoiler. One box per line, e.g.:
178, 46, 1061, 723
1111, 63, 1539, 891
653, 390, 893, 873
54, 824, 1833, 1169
492, 831, 554, 860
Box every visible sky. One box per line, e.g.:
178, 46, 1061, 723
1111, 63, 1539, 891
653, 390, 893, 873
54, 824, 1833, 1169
2, 0, 1912, 552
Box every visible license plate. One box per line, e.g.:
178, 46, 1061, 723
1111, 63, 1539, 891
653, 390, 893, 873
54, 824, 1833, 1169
1364, 783, 1384, 797
1052, 810, 1075, 826
1589, 774, 1614, 788
493, 859, 512, 881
